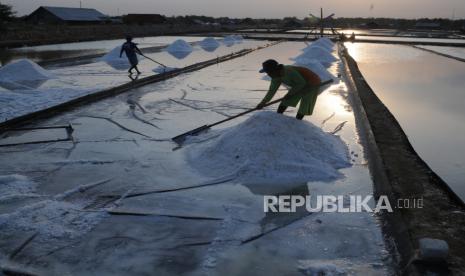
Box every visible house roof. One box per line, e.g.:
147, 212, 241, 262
40, 6, 107, 21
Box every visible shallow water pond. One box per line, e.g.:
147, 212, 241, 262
346, 42, 465, 202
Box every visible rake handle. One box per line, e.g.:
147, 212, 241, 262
207, 79, 333, 128
140, 54, 167, 68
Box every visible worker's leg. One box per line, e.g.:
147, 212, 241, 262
279, 92, 299, 114
128, 65, 135, 74
277, 104, 288, 114
297, 87, 319, 116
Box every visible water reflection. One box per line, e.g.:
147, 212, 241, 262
346, 42, 465, 201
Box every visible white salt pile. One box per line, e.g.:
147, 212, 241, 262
100, 46, 132, 70
185, 112, 350, 185
223, 35, 236, 46
166, 39, 194, 53
293, 59, 335, 82
200, 37, 221, 48
311, 37, 335, 50
295, 45, 337, 67
0, 59, 55, 90
0, 59, 55, 82
165, 39, 194, 59
200, 37, 221, 52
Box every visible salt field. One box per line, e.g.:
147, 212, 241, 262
0, 36, 211, 65
2, 1, 465, 272
0, 40, 392, 275
0, 39, 266, 122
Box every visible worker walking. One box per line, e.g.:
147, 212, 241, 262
257, 59, 321, 120
120, 36, 142, 75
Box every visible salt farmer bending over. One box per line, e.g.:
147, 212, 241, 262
257, 59, 321, 120
120, 36, 142, 75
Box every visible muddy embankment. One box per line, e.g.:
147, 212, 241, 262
0, 23, 246, 48
341, 44, 465, 275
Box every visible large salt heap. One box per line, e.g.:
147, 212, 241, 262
0, 59, 55, 90
295, 45, 337, 67
186, 112, 350, 185
311, 37, 335, 50
165, 39, 194, 59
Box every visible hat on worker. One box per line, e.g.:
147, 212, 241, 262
259, 59, 282, 73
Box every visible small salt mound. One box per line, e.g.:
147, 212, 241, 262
186, 112, 350, 185
165, 39, 193, 53
200, 37, 220, 48
295, 46, 337, 66
223, 35, 236, 47
200, 37, 220, 52
0, 59, 55, 81
293, 59, 335, 82
0, 59, 55, 86
165, 39, 194, 59
152, 66, 178, 74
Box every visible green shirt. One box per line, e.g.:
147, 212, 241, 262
260, 65, 308, 104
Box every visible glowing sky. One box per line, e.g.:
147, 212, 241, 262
4, 0, 465, 19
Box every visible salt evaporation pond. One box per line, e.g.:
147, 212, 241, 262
186, 112, 350, 185
346, 42, 465, 201
0, 42, 390, 275
0, 36, 207, 65
0, 39, 268, 122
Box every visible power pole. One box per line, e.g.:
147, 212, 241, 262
80, 1, 82, 9
320, 7, 324, 37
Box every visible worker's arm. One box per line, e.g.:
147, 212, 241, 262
119, 45, 124, 58
135, 45, 143, 55
257, 78, 281, 108
286, 67, 307, 97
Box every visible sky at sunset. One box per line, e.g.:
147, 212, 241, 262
4, 0, 465, 19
